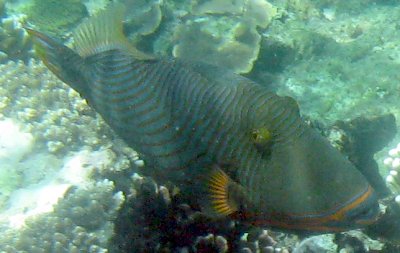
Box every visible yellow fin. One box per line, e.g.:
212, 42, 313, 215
203, 166, 246, 216
72, 3, 152, 60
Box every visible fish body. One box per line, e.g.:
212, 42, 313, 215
26, 4, 379, 232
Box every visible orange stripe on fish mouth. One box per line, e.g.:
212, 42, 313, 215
239, 185, 379, 232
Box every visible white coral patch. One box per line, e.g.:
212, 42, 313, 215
0, 119, 34, 163
4, 183, 71, 229
59, 149, 114, 185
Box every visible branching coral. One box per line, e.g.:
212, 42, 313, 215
384, 143, 400, 203
0, 179, 124, 253
0, 59, 114, 154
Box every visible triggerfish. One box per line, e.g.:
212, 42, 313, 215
26, 4, 380, 232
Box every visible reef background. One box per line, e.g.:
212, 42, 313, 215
0, 0, 400, 252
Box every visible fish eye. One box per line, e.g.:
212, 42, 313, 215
251, 131, 259, 141
251, 127, 271, 144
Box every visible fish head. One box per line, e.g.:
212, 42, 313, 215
248, 126, 380, 232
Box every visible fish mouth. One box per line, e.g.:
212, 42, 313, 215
305, 185, 381, 231
307, 185, 380, 231
344, 187, 380, 226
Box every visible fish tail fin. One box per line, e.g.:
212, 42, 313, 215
73, 3, 152, 60
194, 164, 248, 217
25, 27, 89, 95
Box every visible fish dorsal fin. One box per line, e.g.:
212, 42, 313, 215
73, 3, 152, 60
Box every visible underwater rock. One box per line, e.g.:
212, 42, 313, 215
173, 0, 278, 74
192, 0, 277, 28
293, 234, 337, 253
334, 230, 384, 253
285, 0, 320, 20
326, 114, 396, 197
26, 0, 88, 37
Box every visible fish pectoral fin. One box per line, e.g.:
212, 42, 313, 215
198, 164, 247, 217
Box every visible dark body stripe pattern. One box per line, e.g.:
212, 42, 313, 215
83, 49, 303, 203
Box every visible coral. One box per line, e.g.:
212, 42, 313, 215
195, 233, 229, 253
172, 0, 278, 74
25, 0, 88, 36
0, 58, 141, 252
110, 174, 300, 252
0, 59, 113, 154
123, 0, 163, 37
111, 174, 230, 252
0, 179, 125, 253
0, 119, 34, 208
384, 142, 400, 202
293, 232, 383, 253
293, 234, 337, 253
0, 14, 33, 62
173, 18, 262, 74
238, 229, 292, 253
82, 0, 109, 15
